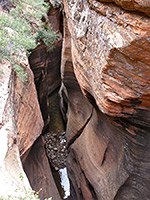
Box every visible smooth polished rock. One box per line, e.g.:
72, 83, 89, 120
23, 136, 61, 200
63, 0, 150, 199
0, 57, 43, 198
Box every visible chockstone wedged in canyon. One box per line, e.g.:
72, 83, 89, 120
62, 0, 150, 200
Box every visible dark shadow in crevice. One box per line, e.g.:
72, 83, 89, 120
67, 108, 93, 148
83, 89, 98, 109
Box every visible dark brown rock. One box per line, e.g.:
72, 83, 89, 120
47, 39, 62, 95
29, 44, 50, 132
23, 136, 61, 200
29, 5, 63, 131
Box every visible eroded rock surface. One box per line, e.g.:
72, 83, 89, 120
29, 4, 63, 132
23, 136, 61, 200
59, 15, 93, 145
0, 3, 63, 200
64, 0, 150, 117
62, 0, 150, 199
0, 57, 42, 197
97, 0, 150, 16
14, 57, 44, 158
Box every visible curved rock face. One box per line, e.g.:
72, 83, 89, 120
59, 15, 93, 145
0, 53, 61, 199
62, 0, 150, 199
64, 0, 150, 117
23, 136, 61, 200
14, 58, 44, 157
0, 57, 43, 197
29, 5, 63, 132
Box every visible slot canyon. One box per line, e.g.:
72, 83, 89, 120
0, 0, 150, 200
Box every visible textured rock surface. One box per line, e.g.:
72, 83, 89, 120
28, 44, 50, 132
14, 57, 44, 157
64, 0, 150, 117
0, 3, 63, 199
97, 0, 150, 16
0, 58, 42, 197
0, 56, 61, 199
23, 136, 61, 200
63, 0, 150, 199
59, 15, 93, 145
29, 5, 63, 132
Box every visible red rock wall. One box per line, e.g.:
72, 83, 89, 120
22, 5, 63, 199
14, 58, 44, 157
0, 3, 62, 199
62, 0, 150, 199
28, 6, 63, 131
0, 57, 43, 197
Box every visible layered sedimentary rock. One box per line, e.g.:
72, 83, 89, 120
0, 57, 43, 197
28, 44, 50, 132
0, 55, 61, 199
64, 0, 150, 117
24, 4, 63, 199
97, 0, 150, 16
14, 57, 44, 158
29, 4, 63, 132
62, 0, 150, 199
59, 15, 93, 145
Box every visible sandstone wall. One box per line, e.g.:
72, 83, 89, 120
0, 57, 43, 197
62, 0, 150, 199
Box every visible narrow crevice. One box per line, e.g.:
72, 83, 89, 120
101, 145, 109, 166
83, 89, 98, 109
84, 175, 98, 200
70, 149, 98, 200
113, 176, 130, 200
67, 108, 93, 148
50, 164, 65, 198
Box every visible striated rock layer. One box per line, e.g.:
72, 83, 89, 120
0, 57, 43, 197
97, 0, 150, 16
29, 5, 63, 132
25, 5, 63, 199
0, 55, 61, 199
62, 0, 150, 199
0, 3, 62, 200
